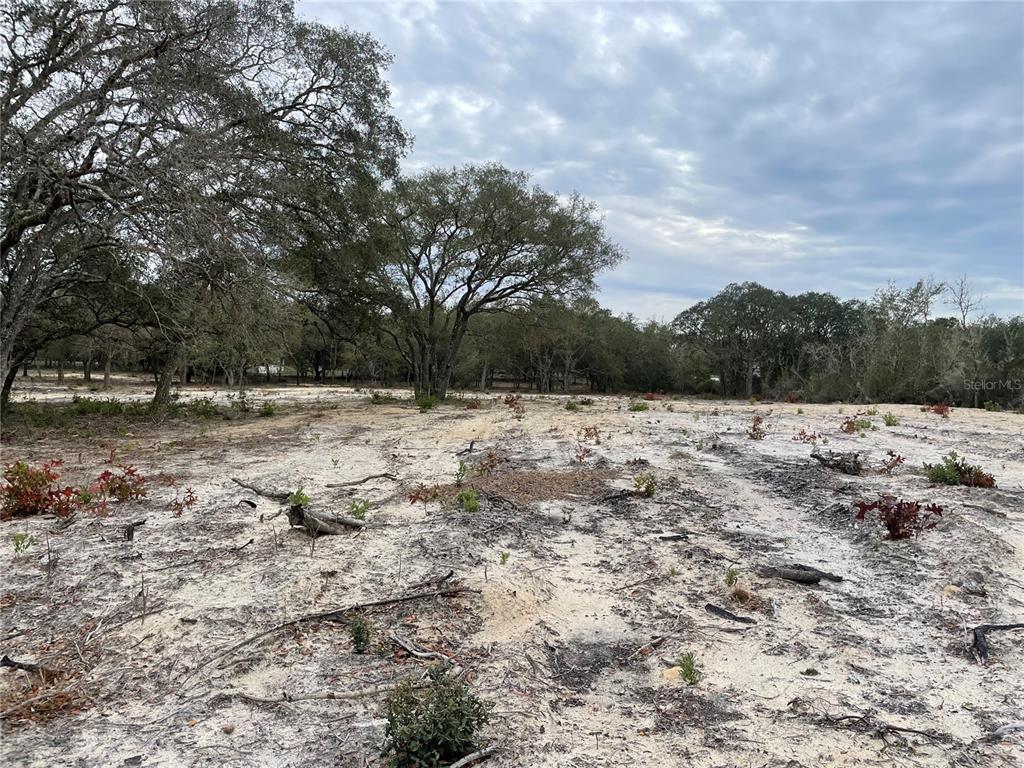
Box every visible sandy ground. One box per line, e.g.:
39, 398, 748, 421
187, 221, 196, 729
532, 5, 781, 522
1, 379, 1023, 767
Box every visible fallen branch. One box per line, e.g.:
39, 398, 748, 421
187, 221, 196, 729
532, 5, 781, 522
198, 586, 480, 670
122, 518, 147, 541
325, 473, 398, 488
657, 531, 689, 541
0, 655, 59, 683
231, 478, 290, 501
448, 746, 500, 768
971, 622, 1024, 664
759, 566, 821, 585
705, 603, 757, 625
810, 448, 863, 475
223, 678, 429, 705
454, 440, 476, 457
785, 563, 843, 582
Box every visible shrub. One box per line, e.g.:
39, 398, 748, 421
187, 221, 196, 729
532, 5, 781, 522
882, 412, 899, 427
92, 464, 147, 504
724, 567, 740, 587
627, 400, 649, 412
564, 401, 580, 412
370, 391, 401, 405
578, 425, 601, 444
71, 396, 125, 416
791, 429, 818, 444
878, 450, 905, 475
1, 460, 78, 520
350, 499, 370, 520
865, 407, 878, 416
503, 393, 525, 418
465, 399, 481, 410
349, 615, 372, 654
924, 452, 996, 488
381, 667, 492, 768
840, 417, 872, 434
258, 401, 277, 417
784, 393, 800, 403
288, 488, 311, 509
12, 532, 38, 555
499, 551, 510, 565
578, 397, 594, 406
633, 472, 657, 497
921, 402, 951, 418
983, 400, 1002, 412
186, 397, 220, 418
574, 443, 593, 463
676, 652, 701, 685
228, 391, 255, 413
854, 494, 943, 539
747, 414, 768, 440
417, 395, 439, 412
456, 489, 479, 513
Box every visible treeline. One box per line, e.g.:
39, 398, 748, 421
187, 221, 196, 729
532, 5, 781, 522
3, 2, 1020, 411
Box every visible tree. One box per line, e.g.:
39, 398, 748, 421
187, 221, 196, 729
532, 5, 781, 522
373, 164, 624, 398
1, 0, 407, 403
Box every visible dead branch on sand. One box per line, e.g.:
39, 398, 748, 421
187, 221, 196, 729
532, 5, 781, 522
286, 506, 365, 534
325, 473, 398, 488
971, 622, 1024, 664
810, 448, 863, 475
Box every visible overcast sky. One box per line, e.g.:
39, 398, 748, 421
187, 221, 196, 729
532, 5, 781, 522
299, 1, 1024, 319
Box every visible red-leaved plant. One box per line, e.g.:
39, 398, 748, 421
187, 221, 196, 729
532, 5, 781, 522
878, 450, 905, 475
854, 493, 943, 539
0, 460, 78, 520
921, 403, 951, 418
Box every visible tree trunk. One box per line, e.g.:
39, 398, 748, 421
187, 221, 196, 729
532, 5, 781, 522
1, 363, 19, 410
480, 361, 488, 392
57, 358, 65, 384
83, 353, 93, 382
103, 349, 112, 389
152, 354, 179, 408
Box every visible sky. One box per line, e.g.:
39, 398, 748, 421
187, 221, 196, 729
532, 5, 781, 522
299, 1, 1024, 320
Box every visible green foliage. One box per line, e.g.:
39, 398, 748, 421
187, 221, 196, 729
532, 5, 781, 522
186, 397, 221, 418
349, 615, 372, 654
676, 653, 701, 685
882, 412, 899, 426
417, 394, 439, 412
924, 452, 996, 488
564, 401, 580, 412
865, 407, 878, 416
288, 488, 311, 508
454, 460, 468, 486
499, 551, 510, 565
983, 400, 1002, 412
11, 532, 38, 555
370, 391, 402, 405
628, 400, 649, 412
350, 499, 370, 520
724, 567, 740, 587
382, 667, 492, 768
456, 489, 479, 513
633, 472, 657, 497
258, 400, 277, 417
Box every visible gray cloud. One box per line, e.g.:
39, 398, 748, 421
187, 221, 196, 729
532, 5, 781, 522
300, 0, 1024, 317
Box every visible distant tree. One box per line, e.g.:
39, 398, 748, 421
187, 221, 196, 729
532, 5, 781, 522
373, 164, 624, 398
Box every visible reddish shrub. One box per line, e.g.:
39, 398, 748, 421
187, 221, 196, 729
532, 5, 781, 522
854, 493, 943, 539
878, 450, 905, 475
784, 393, 801, 403
921, 403, 951, 418
748, 414, 768, 440
792, 429, 818, 444
1, 460, 79, 520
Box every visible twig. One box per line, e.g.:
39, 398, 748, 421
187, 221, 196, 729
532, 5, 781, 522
231, 477, 289, 501
222, 678, 429, 705
705, 603, 757, 625
448, 746, 499, 768
198, 586, 480, 670
971, 622, 1024, 664
325, 473, 398, 488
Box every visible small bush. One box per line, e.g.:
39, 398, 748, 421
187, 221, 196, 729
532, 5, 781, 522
456, 488, 479, 513
12, 532, 38, 555
627, 400, 649, 412
921, 402, 951, 418
724, 567, 740, 587
499, 551, 510, 565
465, 399, 482, 410
578, 397, 594, 406
288, 488, 311, 508
350, 499, 370, 520
186, 397, 220, 418
574, 443, 593, 463
71, 395, 125, 416
791, 429, 818, 444
854, 493, 943, 539
878, 450, 905, 475
257, 401, 277, 417
924, 452, 996, 488
228, 391, 255, 413
865, 407, 878, 416
882, 412, 899, 426
503, 393, 525, 418
417, 395, 439, 412
840, 416, 872, 433
382, 667, 492, 768
349, 615, 372, 654
747, 414, 768, 440
1, 460, 78, 520
564, 401, 580, 412
982, 400, 1002, 412
633, 472, 657, 497
676, 652, 701, 685
370, 391, 401, 405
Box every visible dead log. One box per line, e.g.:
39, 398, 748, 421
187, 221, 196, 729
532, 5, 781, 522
810, 448, 863, 475
705, 603, 757, 624
759, 566, 821, 585
0, 655, 59, 683
448, 746, 500, 768
971, 622, 1024, 664
123, 518, 146, 541
286, 505, 365, 535
785, 563, 843, 582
